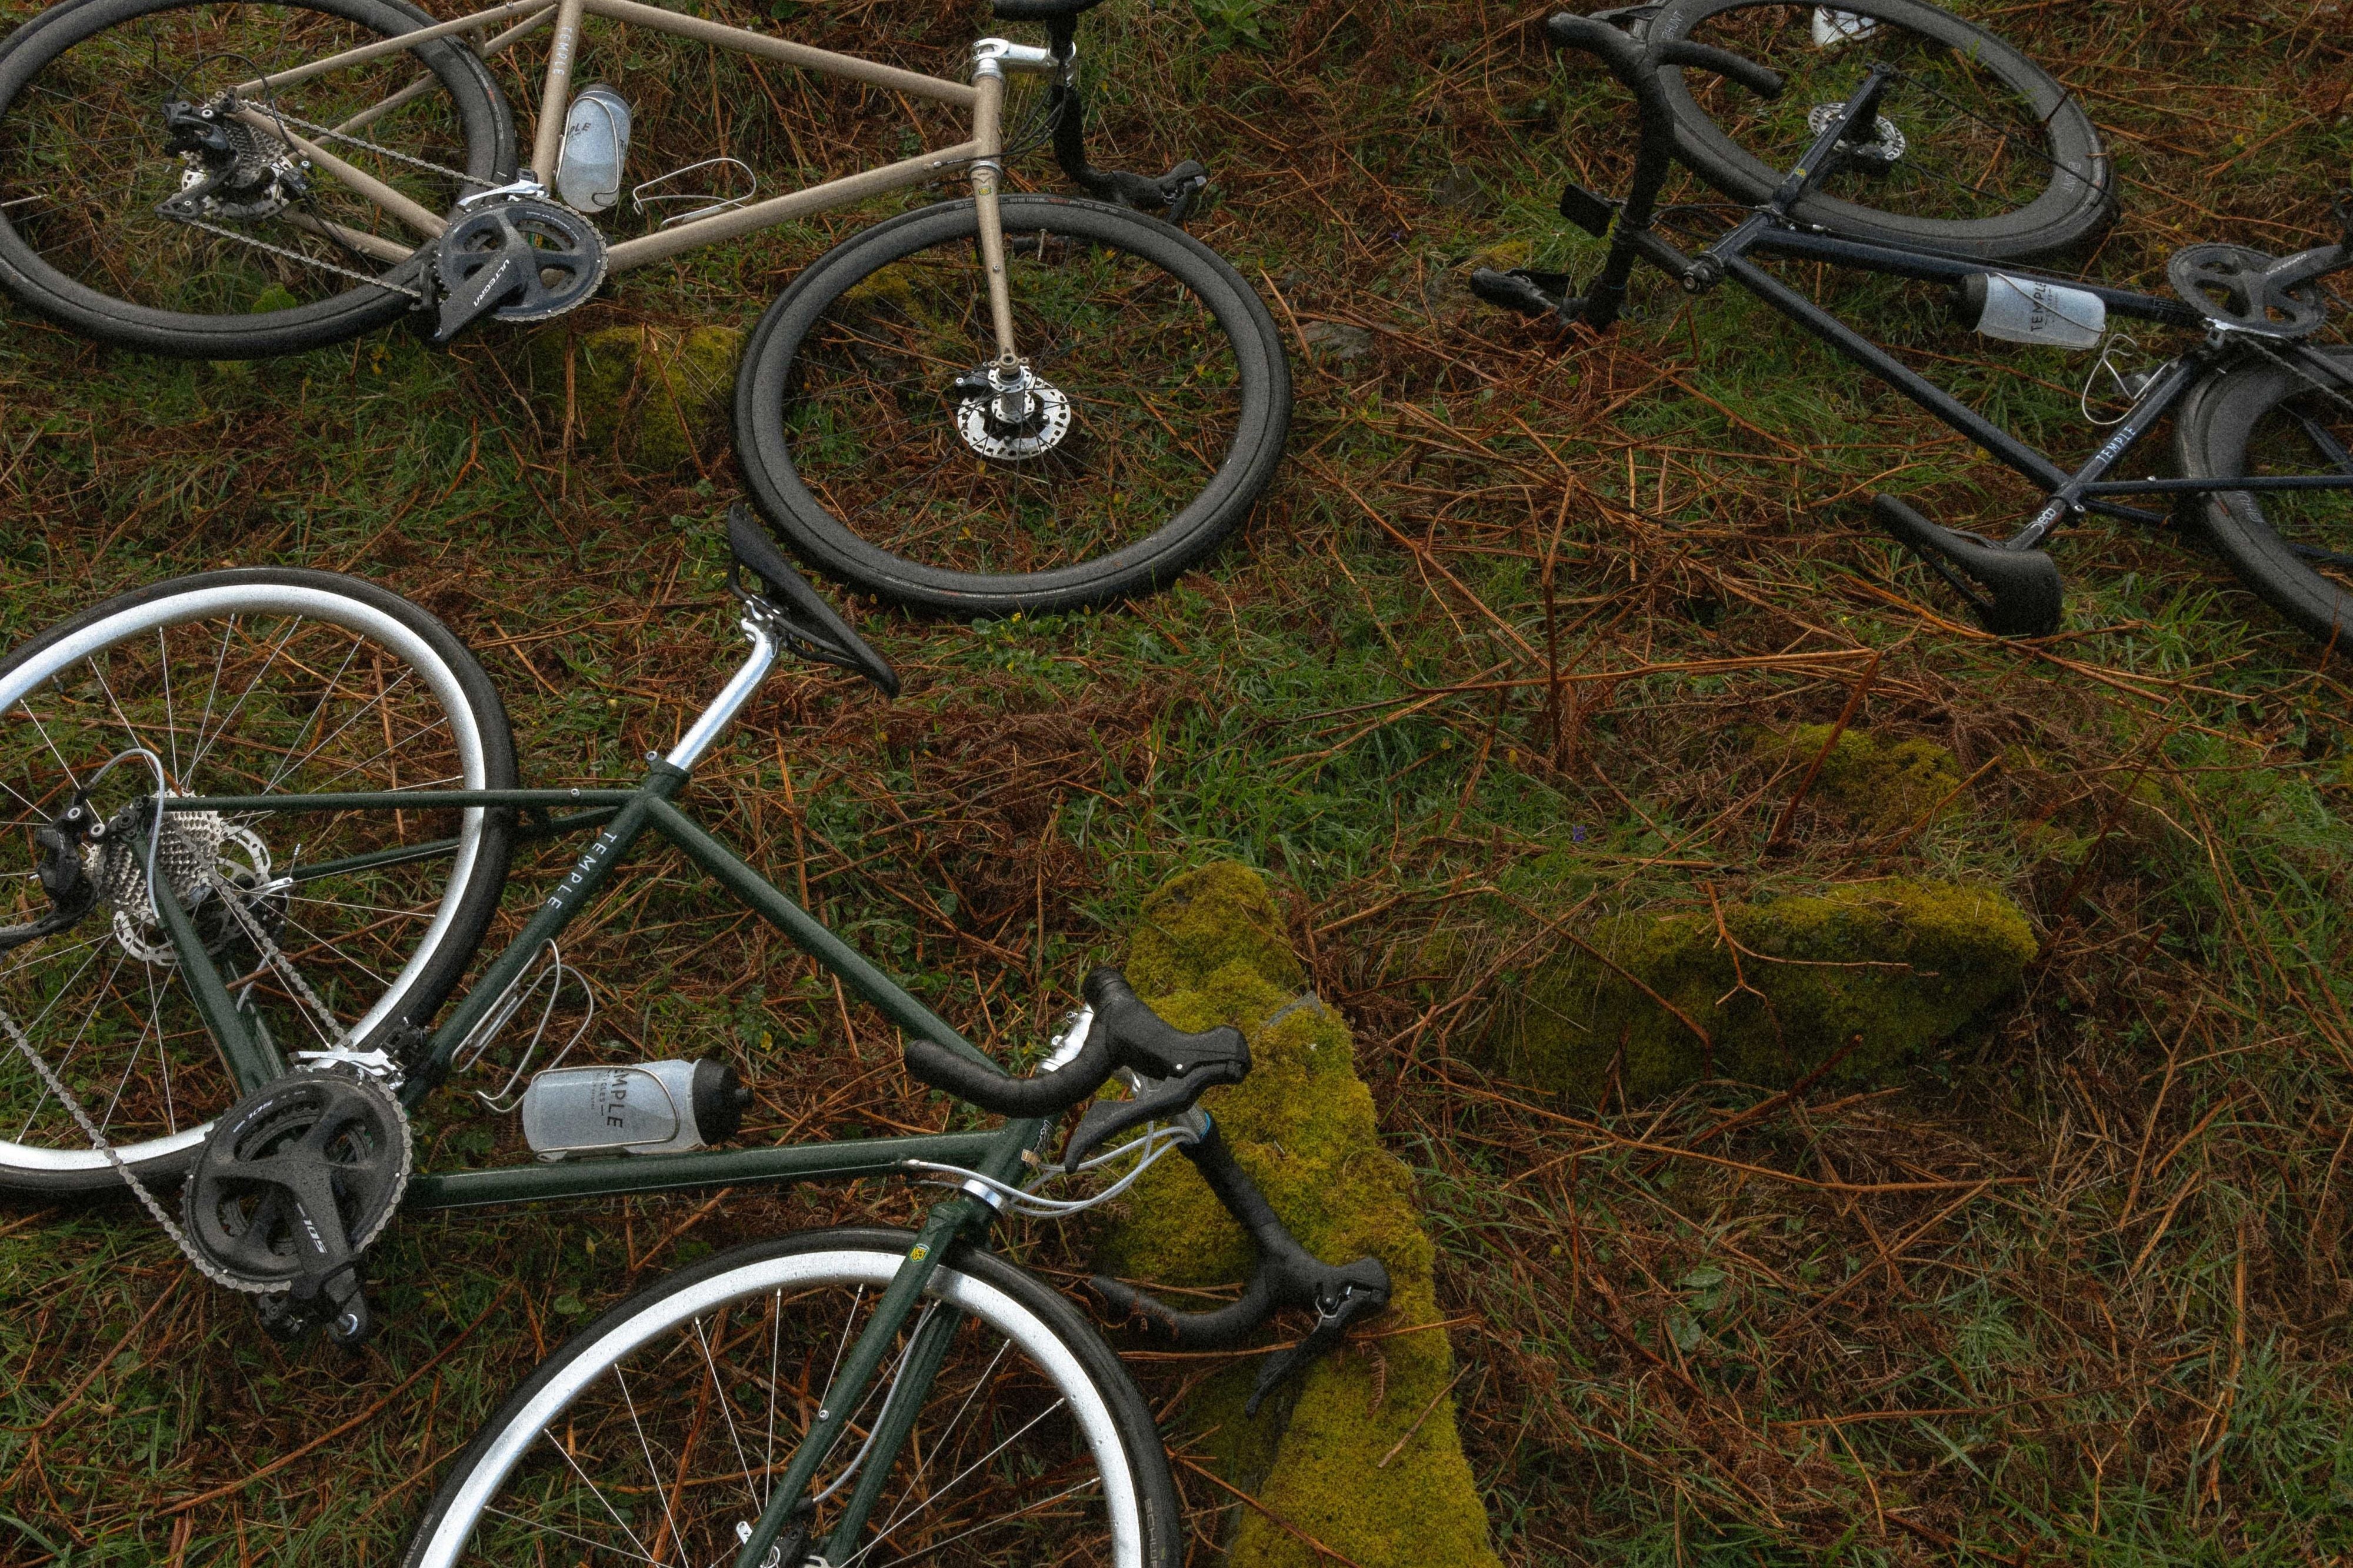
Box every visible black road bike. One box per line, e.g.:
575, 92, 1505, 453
1474, 8, 2353, 644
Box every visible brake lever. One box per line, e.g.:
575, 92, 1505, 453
1059, 1062, 1245, 1172
1242, 1265, 1391, 1413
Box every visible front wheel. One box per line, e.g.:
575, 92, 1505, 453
734, 194, 1292, 616
402, 1228, 1184, 1568
1641, 0, 2114, 261
2174, 345, 2353, 646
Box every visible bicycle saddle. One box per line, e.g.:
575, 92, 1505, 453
725, 503, 899, 696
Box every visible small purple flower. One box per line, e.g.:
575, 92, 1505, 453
1572, 825, 1588, 843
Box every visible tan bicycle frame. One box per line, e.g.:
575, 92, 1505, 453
229, 0, 1051, 359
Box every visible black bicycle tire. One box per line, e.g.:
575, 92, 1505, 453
0, 0, 514, 358
734, 194, 1292, 617
1641, 0, 2113, 261
2174, 345, 2353, 646
0, 567, 517, 1196
401, 1227, 1186, 1568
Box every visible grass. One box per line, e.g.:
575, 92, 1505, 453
2, 0, 2352, 1562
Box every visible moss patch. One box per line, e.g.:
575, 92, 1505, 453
1098, 863, 1497, 1568
525, 322, 743, 469
1760, 725, 1964, 830
1491, 878, 2037, 1102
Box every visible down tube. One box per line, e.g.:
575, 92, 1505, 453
644, 798, 998, 1067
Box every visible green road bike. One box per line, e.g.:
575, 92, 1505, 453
0, 505, 1387, 1568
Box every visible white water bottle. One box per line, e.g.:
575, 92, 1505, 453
520, 1056, 746, 1159
1958, 273, 2107, 351
554, 84, 631, 212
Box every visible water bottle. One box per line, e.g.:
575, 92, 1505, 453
554, 84, 631, 213
1957, 273, 2107, 351
520, 1056, 748, 1159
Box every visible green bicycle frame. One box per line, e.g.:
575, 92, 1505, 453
153, 609, 1061, 1563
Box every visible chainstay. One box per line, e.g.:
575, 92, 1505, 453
212, 869, 352, 1049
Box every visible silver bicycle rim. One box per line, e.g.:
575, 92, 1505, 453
0, 582, 490, 1174
408, 1246, 1148, 1568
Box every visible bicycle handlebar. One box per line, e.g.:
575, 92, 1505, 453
902, 968, 1249, 1126
1092, 1120, 1392, 1413
1544, 14, 1784, 104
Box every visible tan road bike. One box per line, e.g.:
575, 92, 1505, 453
0, 0, 1292, 613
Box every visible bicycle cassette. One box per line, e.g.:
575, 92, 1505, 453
429, 196, 606, 343
181, 1066, 411, 1342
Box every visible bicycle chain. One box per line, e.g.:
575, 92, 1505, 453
0, 999, 262, 1292
171, 211, 421, 299
0, 860, 402, 1295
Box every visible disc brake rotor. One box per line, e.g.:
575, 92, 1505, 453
84, 808, 282, 964
954, 370, 1073, 461
1807, 103, 1907, 172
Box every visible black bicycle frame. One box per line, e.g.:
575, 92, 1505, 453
1555, 41, 2353, 556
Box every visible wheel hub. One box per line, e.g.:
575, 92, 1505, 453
158, 96, 304, 222
1807, 103, 1907, 173
84, 806, 282, 964
952, 363, 1072, 461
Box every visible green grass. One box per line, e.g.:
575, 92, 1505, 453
3, 0, 2353, 1562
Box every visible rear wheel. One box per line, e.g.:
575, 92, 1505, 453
402, 1229, 1184, 1568
2174, 345, 2353, 646
0, 0, 515, 356
1642, 0, 2112, 260
734, 194, 1292, 617
0, 569, 516, 1194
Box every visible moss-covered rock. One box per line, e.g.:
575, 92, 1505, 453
1759, 725, 1963, 830
1098, 863, 1498, 1568
1490, 878, 2037, 1102
525, 322, 743, 469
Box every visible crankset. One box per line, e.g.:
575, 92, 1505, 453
428, 197, 607, 344
181, 1067, 412, 1346
2169, 243, 2329, 339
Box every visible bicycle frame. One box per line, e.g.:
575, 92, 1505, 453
1547, 32, 2353, 556
225, 0, 1059, 363
143, 607, 1063, 1566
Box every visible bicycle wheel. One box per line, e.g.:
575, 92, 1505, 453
0, 569, 516, 1195
0, 0, 515, 358
734, 194, 1291, 617
2175, 345, 2353, 646
403, 1228, 1184, 1568
1641, 0, 2112, 260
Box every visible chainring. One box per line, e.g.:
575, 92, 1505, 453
434, 197, 608, 326
181, 1067, 411, 1294
2168, 243, 2328, 338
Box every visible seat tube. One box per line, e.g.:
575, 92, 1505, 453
969, 46, 1019, 365
529, 0, 589, 184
